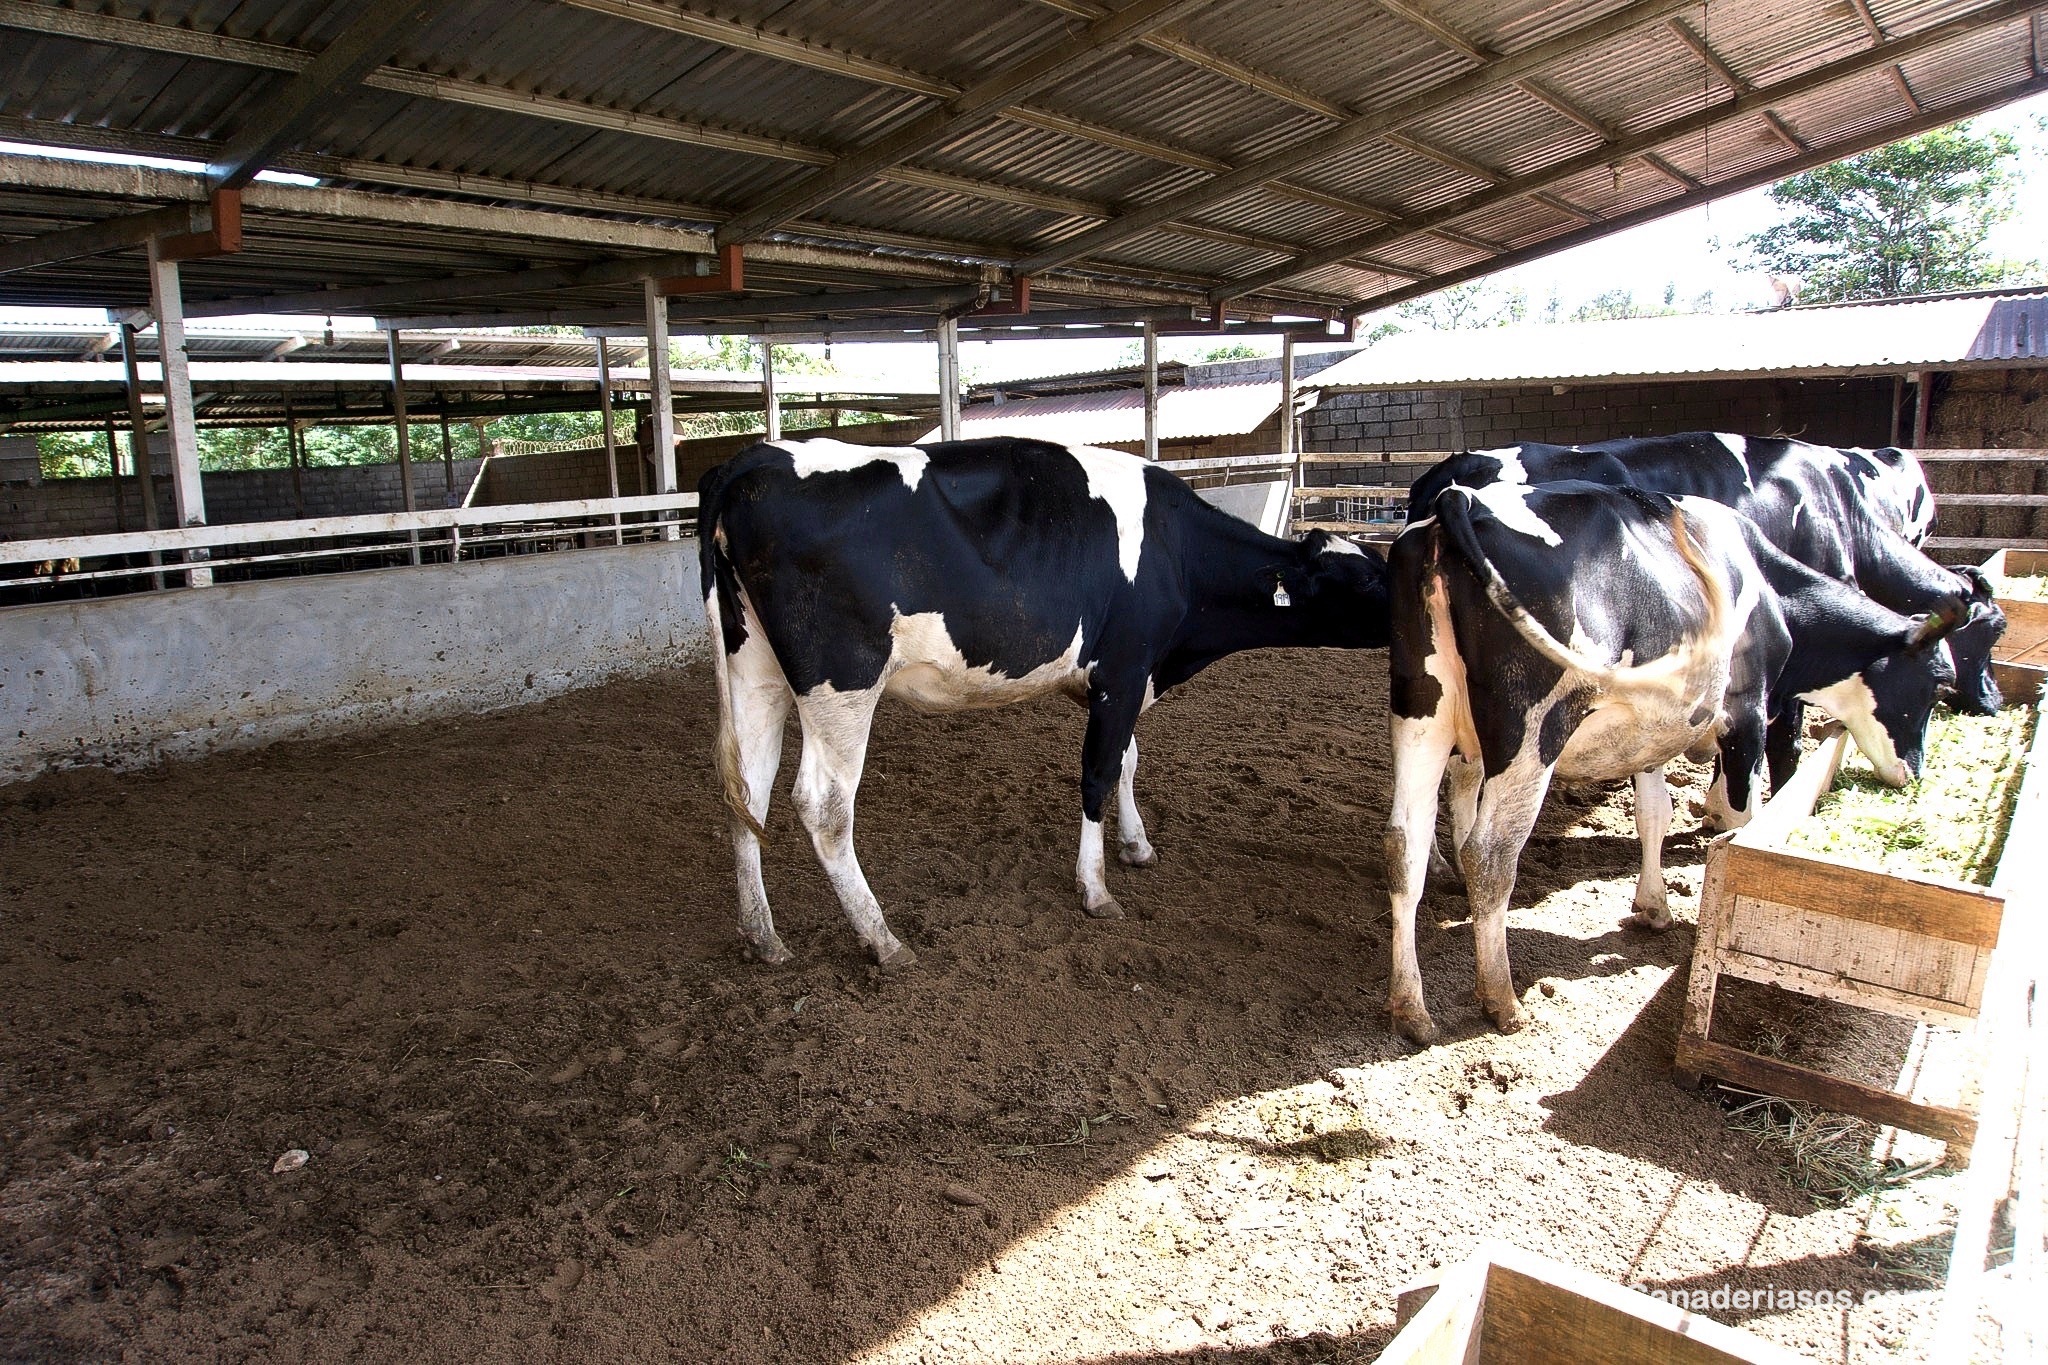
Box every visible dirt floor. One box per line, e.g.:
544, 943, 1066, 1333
1, 649, 1969, 1363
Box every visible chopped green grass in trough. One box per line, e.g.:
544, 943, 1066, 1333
1996, 573, 2048, 602
1783, 706, 2035, 885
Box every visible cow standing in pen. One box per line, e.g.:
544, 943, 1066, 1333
1384, 480, 1964, 1045
1406, 434, 2005, 768
699, 436, 1392, 967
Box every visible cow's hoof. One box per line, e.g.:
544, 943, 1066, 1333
1486, 1000, 1530, 1034
1118, 842, 1157, 868
874, 941, 918, 969
745, 935, 795, 965
1084, 896, 1126, 920
1389, 1002, 1438, 1046
1626, 907, 1674, 931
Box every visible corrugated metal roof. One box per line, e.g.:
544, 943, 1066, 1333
1314, 289, 2048, 390
0, 0, 2040, 330
916, 381, 1279, 445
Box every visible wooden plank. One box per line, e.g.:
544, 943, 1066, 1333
1675, 838, 1735, 1087
1991, 659, 2046, 705
1726, 896, 1987, 1007
1673, 1037, 1978, 1146
1932, 493, 2048, 506
1731, 729, 1846, 847
1374, 1251, 1488, 1365
1293, 483, 1406, 500
1913, 449, 2048, 462
2005, 548, 2048, 577
1291, 518, 1399, 534
1717, 842, 2004, 949
1928, 537, 2048, 552
1713, 945, 1982, 1024
1993, 597, 2048, 658
1480, 1250, 1802, 1364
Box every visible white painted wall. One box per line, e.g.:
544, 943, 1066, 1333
0, 542, 708, 783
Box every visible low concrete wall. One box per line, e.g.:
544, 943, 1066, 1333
1, 540, 708, 783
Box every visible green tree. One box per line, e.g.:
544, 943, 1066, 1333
1735, 123, 2040, 303
1394, 280, 1527, 331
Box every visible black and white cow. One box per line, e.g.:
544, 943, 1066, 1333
1384, 480, 1964, 1044
1406, 433, 2003, 744
699, 436, 1392, 966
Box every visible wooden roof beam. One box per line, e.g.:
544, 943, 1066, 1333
714, 0, 1219, 246
1664, 17, 1748, 95
206, 0, 431, 191
1207, 0, 2044, 301
1762, 109, 1809, 153
0, 0, 427, 270
1845, 0, 1924, 113
1014, 0, 1702, 275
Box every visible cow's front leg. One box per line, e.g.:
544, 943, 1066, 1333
1077, 680, 1146, 919
1116, 735, 1156, 867
1627, 769, 1673, 929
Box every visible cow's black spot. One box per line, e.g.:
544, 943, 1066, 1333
1391, 671, 1442, 719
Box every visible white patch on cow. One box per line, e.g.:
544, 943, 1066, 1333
882, 612, 1089, 711
1712, 433, 1755, 490
772, 436, 929, 491
1471, 445, 1530, 485
1801, 673, 1910, 786
1066, 443, 1150, 582
1318, 535, 1367, 557
1468, 482, 1563, 547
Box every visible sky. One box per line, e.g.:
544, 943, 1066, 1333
4, 90, 2045, 396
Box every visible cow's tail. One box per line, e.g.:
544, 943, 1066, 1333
1433, 487, 1608, 677
1434, 488, 1722, 684
700, 494, 768, 842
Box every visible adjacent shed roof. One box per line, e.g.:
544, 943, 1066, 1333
0, 0, 2042, 332
916, 381, 1280, 444
0, 359, 936, 428
1314, 288, 2048, 391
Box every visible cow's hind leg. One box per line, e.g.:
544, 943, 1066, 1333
720, 613, 796, 964
1459, 759, 1554, 1035
1627, 769, 1674, 929
1116, 736, 1156, 867
1386, 714, 1456, 1045
791, 685, 914, 968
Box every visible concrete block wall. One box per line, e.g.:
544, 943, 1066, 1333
478, 446, 642, 505
0, 539, 709, 783
1300, 377, 1896, 461
3, 457, 485, 541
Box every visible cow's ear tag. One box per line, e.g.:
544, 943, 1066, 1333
1272, 582, 1293, 608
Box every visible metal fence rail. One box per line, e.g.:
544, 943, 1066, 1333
1, 491, 698, 591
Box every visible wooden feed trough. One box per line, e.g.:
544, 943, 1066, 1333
1377, 1241, 1800, 1364
1980, 546, 2048, 704
1674, 698, 2048, 1161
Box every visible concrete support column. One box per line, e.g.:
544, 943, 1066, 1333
118, 321, 164, 588
147, 237, 210, 585
387, 329, 420, 565
643, 279, 679, 539
597, 336, 623, 545
937, 316, 961, 442
1142, 321, 1159, 462
760, 338, 781, 442
1281, 331, 1299, 522
439, 411, 455, 500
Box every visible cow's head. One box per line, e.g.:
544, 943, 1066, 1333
1808, 595, 1966, 785
1277, 529, 1393, 647
1942, 566, 2009, 716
